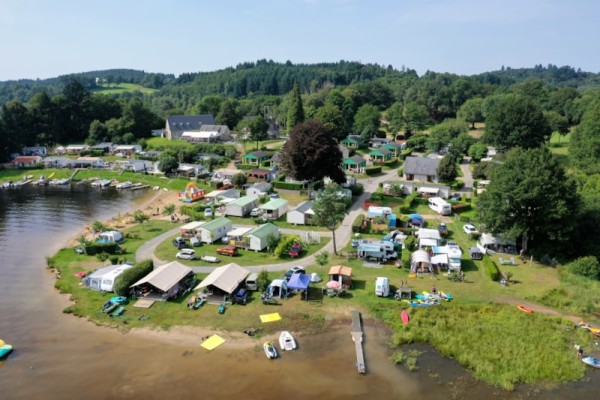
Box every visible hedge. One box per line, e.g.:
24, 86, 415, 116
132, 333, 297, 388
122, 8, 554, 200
113, 259, 154, 296
398, 149, 413, 160
483, 256, 501, 282
273, 181, 304, 190
352, 214, 365, 233
382, 159, 398, 168
235, 164, 255, 170
350, 183, 364, 196
365, 166, 382, 175
398, 192, 418, 214
451, 203, 472, 213
84, 242, 120, 255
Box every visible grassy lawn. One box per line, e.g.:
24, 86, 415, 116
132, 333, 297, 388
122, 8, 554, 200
94, 83, 158, 95
224, 215, 330, 232
155, 233, 330, 267
243, 139, 285, 152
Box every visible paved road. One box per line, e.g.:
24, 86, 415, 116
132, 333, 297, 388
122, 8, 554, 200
458, 157, 474, 192
136, 167, 400, 273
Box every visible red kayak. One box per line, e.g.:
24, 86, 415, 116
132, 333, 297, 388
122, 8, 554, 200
517, 305, 534, 313
401, 309, 410, 325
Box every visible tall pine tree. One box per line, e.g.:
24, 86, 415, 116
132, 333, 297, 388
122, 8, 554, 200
286, 82, 304, 132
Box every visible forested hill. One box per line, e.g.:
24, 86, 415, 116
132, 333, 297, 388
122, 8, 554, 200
1, 61, 599, 106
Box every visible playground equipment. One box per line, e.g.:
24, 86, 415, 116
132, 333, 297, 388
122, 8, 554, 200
178, 183, 205, 203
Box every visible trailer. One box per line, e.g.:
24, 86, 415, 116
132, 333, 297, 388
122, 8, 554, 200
367, 206, 392, 219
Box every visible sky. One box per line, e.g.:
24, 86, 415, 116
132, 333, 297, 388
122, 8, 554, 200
1, 0, 599, 81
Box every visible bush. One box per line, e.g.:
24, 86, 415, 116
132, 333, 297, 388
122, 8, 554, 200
112, 259, 154, 296
273, 181, 304, 190
273, 234, 302, 258
483, 256, 500, 281
451, 203, 472, 213
84, 242, 120, 255
257, 269, 270, 292
315, 251, 329, 266
397, 167, 404, 177
398, 149, 412, 160
370, 192, 384, 201
365, 166, 382, 175
567, 256, 600, 280
352, 214, 365, 233
399, 193, 417, 214
404, 236, 416, 251
235, 164, 255, 170
349, 183, 364, 196
383, 158, 398, 168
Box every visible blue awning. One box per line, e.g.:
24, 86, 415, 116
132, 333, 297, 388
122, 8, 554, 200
287, 273, 310, 291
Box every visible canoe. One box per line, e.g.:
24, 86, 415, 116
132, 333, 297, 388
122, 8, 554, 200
0, 344, 13, 358
582, 356, 600, 368
264, 341, 278, 359
102, 302, 119, 314
193, 298, 206, 309
109, 296, 127, 305
279, 331, 297, 351
440, 291, 453, 301
401, 309, 410, 325
110, 305, 125, 317
517, 305, 534, 313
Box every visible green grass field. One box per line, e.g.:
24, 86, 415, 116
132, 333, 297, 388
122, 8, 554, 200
93, 83, 157, 95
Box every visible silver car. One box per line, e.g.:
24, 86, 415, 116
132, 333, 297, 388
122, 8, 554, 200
176, 248, 196, 260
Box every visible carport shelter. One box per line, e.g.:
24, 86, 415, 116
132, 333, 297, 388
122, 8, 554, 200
195, 263, 250, 297
287, 273, 311, 300
130, 261, 195, 301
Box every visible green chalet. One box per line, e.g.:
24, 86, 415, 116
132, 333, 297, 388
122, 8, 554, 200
341, 135, 365, 149
243, 150, 272, 165
383, 142, 406, 157
342, 155, 367, 174
369, 148, 393, 162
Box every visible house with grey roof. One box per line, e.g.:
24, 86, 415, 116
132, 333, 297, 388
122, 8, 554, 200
165, 115, 216, 140
403, 156, 441, 183
246, 182, 272, 197
287, 201, 315, 225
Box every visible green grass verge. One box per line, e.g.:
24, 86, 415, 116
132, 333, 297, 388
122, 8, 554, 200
93, 83, 157, 95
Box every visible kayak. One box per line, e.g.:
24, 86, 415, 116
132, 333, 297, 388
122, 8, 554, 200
401, 309, 410, 325
440, 291, 453, 301
0, 344, 13, 358
582, 356, 600, 368
517, 305, 534, 313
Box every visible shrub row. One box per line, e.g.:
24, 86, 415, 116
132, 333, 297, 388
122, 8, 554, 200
84, 242, 120, 255
352, 214, 365, 233
398, 192, 418, 214
113, 259, 154, 296
365, 166, 382, 175
382, 159, 399, 168
273, 181, 304, 190
398, 149, 413, 160
451, 203, 472, 213
483, 256, 501, 281
235, 164, 256, 170
350, 183, 364, 196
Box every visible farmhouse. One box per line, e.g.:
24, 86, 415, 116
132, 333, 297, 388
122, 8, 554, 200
403, 156, 441, 183
165, 115, 215, 140
287, 201, 315, 225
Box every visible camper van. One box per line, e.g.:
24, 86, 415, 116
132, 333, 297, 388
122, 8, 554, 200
245, 272, 259, 291
428, 197, 452, 216
357, 241, 398, 262
375, 277, 390, 297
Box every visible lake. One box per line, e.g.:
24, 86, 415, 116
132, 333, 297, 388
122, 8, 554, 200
0, 185, 597, 399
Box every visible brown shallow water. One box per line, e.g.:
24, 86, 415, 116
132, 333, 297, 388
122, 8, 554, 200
0, 185, 598, 400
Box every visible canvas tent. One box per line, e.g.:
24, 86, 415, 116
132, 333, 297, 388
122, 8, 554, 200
267, 279, 288, 299
98, 231, 124, 243
310, 272, 322, 283
130, 261, 194, 301
410, 250, 432, 274
195, 263, 250, 295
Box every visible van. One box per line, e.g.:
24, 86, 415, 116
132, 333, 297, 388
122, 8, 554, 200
245, 272, 258, 291
428, 197, 452, 216
375, 277, 390, 297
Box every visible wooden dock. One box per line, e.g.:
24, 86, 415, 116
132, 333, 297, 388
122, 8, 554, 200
351, 310, 366, 374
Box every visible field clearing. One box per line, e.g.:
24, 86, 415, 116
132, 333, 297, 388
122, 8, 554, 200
94, 83, 157, 95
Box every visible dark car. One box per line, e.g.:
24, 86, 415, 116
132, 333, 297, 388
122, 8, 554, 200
438, 223, 449, 236
233, 287, 249, 305
172, 237, 187, 249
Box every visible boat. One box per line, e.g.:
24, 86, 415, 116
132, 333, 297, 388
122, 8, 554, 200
0, 339, 13, 358
193, 298, 206, 309
91, 179, 111, 188
264, 341, 278, 359
115, 181, 133, 189
440, 291, 453, 301
582, 356, 600, 368
401, 309, 410, 325
517, 305, 534, 313
578, 321, 600, 334
279, 331, 297, 351
109, 296, 127, 305
101, 301, 119, 314
200, 255, 220, 263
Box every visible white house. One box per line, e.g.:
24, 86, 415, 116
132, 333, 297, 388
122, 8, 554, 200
225, 195, 258, 217
246, 182, 272, 197
75, 157, 105, 168
287, 201, 315, 225
243, 223, 280, 252
84, 264, 133, 292
43, 156, 74, 168
403, 156, 441, 183
114, 144, 142, 155
196, 217, 232, 243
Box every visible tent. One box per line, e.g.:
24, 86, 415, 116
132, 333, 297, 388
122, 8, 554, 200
310, 272, 322, 283
195, 263, 250, 294
287, 273, 311, 300
267, 279, 288, 299
130, 261, 194, 300
97, 230, 124, 243
410, 250, 432, 274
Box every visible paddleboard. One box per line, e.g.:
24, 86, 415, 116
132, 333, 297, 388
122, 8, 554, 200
401, 309, 410, 325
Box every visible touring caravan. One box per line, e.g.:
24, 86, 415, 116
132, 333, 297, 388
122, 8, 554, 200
428, 197, 452, 216
367, 206, 392, 219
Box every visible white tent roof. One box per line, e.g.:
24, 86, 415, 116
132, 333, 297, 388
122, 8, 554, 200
431, 254, 449, 265
227, 227, 254, 237
181, 131, 219, 139
310, 272, 322, 283
419, 238, 439, 248
194, 263, 249, 294
417, 228, 441, 240
181, 221, 204, 231
130, 261, 192, 292
418, 187, 440, 194
411, 249, 431, 264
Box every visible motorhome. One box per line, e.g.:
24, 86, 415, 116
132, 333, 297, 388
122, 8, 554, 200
428, 197, 452, 216
357, 240, 398, 262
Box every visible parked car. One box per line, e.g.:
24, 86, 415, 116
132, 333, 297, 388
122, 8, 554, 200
172, 237, 187, 249
288, 242, 303, 258
204, 208, 213, 218
176, 248, 196, 260
269, 193, 279, 199
463, 224, 479, 236
216, 245, 238, 257
190, 237, 201, 247
250, 208, 261, 217
450, 193, 462, 201
438, 223, 449, 236
233, 287, 249, 305
284, 266, 306, 281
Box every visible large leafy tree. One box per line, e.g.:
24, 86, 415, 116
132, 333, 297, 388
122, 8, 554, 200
457, 97, 484, 129
436, 154, 458, 182
286, 82, 304, 132
353, 104, 380, 140
158, 150, 179, 174
1, 100, 32, 158
216, 98, 241, 129
426, 119, 469, 152
311, 183, 347, 255
483, 94, 550, 150
401, 102, 430, 136
245, 116, 269, 150
279, 119, 345, 184
477, 147, 578, 252
570, 100, 600, 174
314, 103, 346, 142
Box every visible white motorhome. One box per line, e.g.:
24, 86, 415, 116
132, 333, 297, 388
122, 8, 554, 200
375, 277, 390, 297
367, 206, 392, 219
357, 241, 398, 262
428, 197, 452, 216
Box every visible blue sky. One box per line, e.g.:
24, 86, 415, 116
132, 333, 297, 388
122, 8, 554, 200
1, 0, 598, 81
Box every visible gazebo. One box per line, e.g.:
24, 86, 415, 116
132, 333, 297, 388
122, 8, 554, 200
287, 273, 311, 300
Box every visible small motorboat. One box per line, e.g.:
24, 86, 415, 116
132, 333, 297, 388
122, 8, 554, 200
0, 339, 13, 358
116, 181, 133, 189
264, 341, 278, 359
91, 179, 111, 188
200, 256, 220, 263
279, 331, 297, 351
109, 296, 128, 305
582, 356, 600, 368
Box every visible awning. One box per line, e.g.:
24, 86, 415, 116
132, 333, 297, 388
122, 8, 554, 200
130, 261, 192, 292
227, 227, 253, 238
418, 187, 440, 194
431, 254, 449, 265
195, 263, 249, 294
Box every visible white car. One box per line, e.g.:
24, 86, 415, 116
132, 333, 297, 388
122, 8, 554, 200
250, 208, 261, 217
176, 248, 196, 260
204, 208, 213, 218
463, 224, 479, 236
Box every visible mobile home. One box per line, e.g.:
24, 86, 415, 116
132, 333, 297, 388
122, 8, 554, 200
367, 206, 392, 219
84, 264, 133, 292
196, 217, 232, 243
428, 197, 452, 216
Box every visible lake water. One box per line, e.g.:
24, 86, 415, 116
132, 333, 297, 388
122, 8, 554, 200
0, 185, 597, 399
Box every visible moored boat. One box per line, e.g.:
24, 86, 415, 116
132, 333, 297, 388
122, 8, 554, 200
582, 356, 600, 368
264, 341, 278, 359
116, 181, 133, 189
279, 331, 297, 351
0, 339, 13, 358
